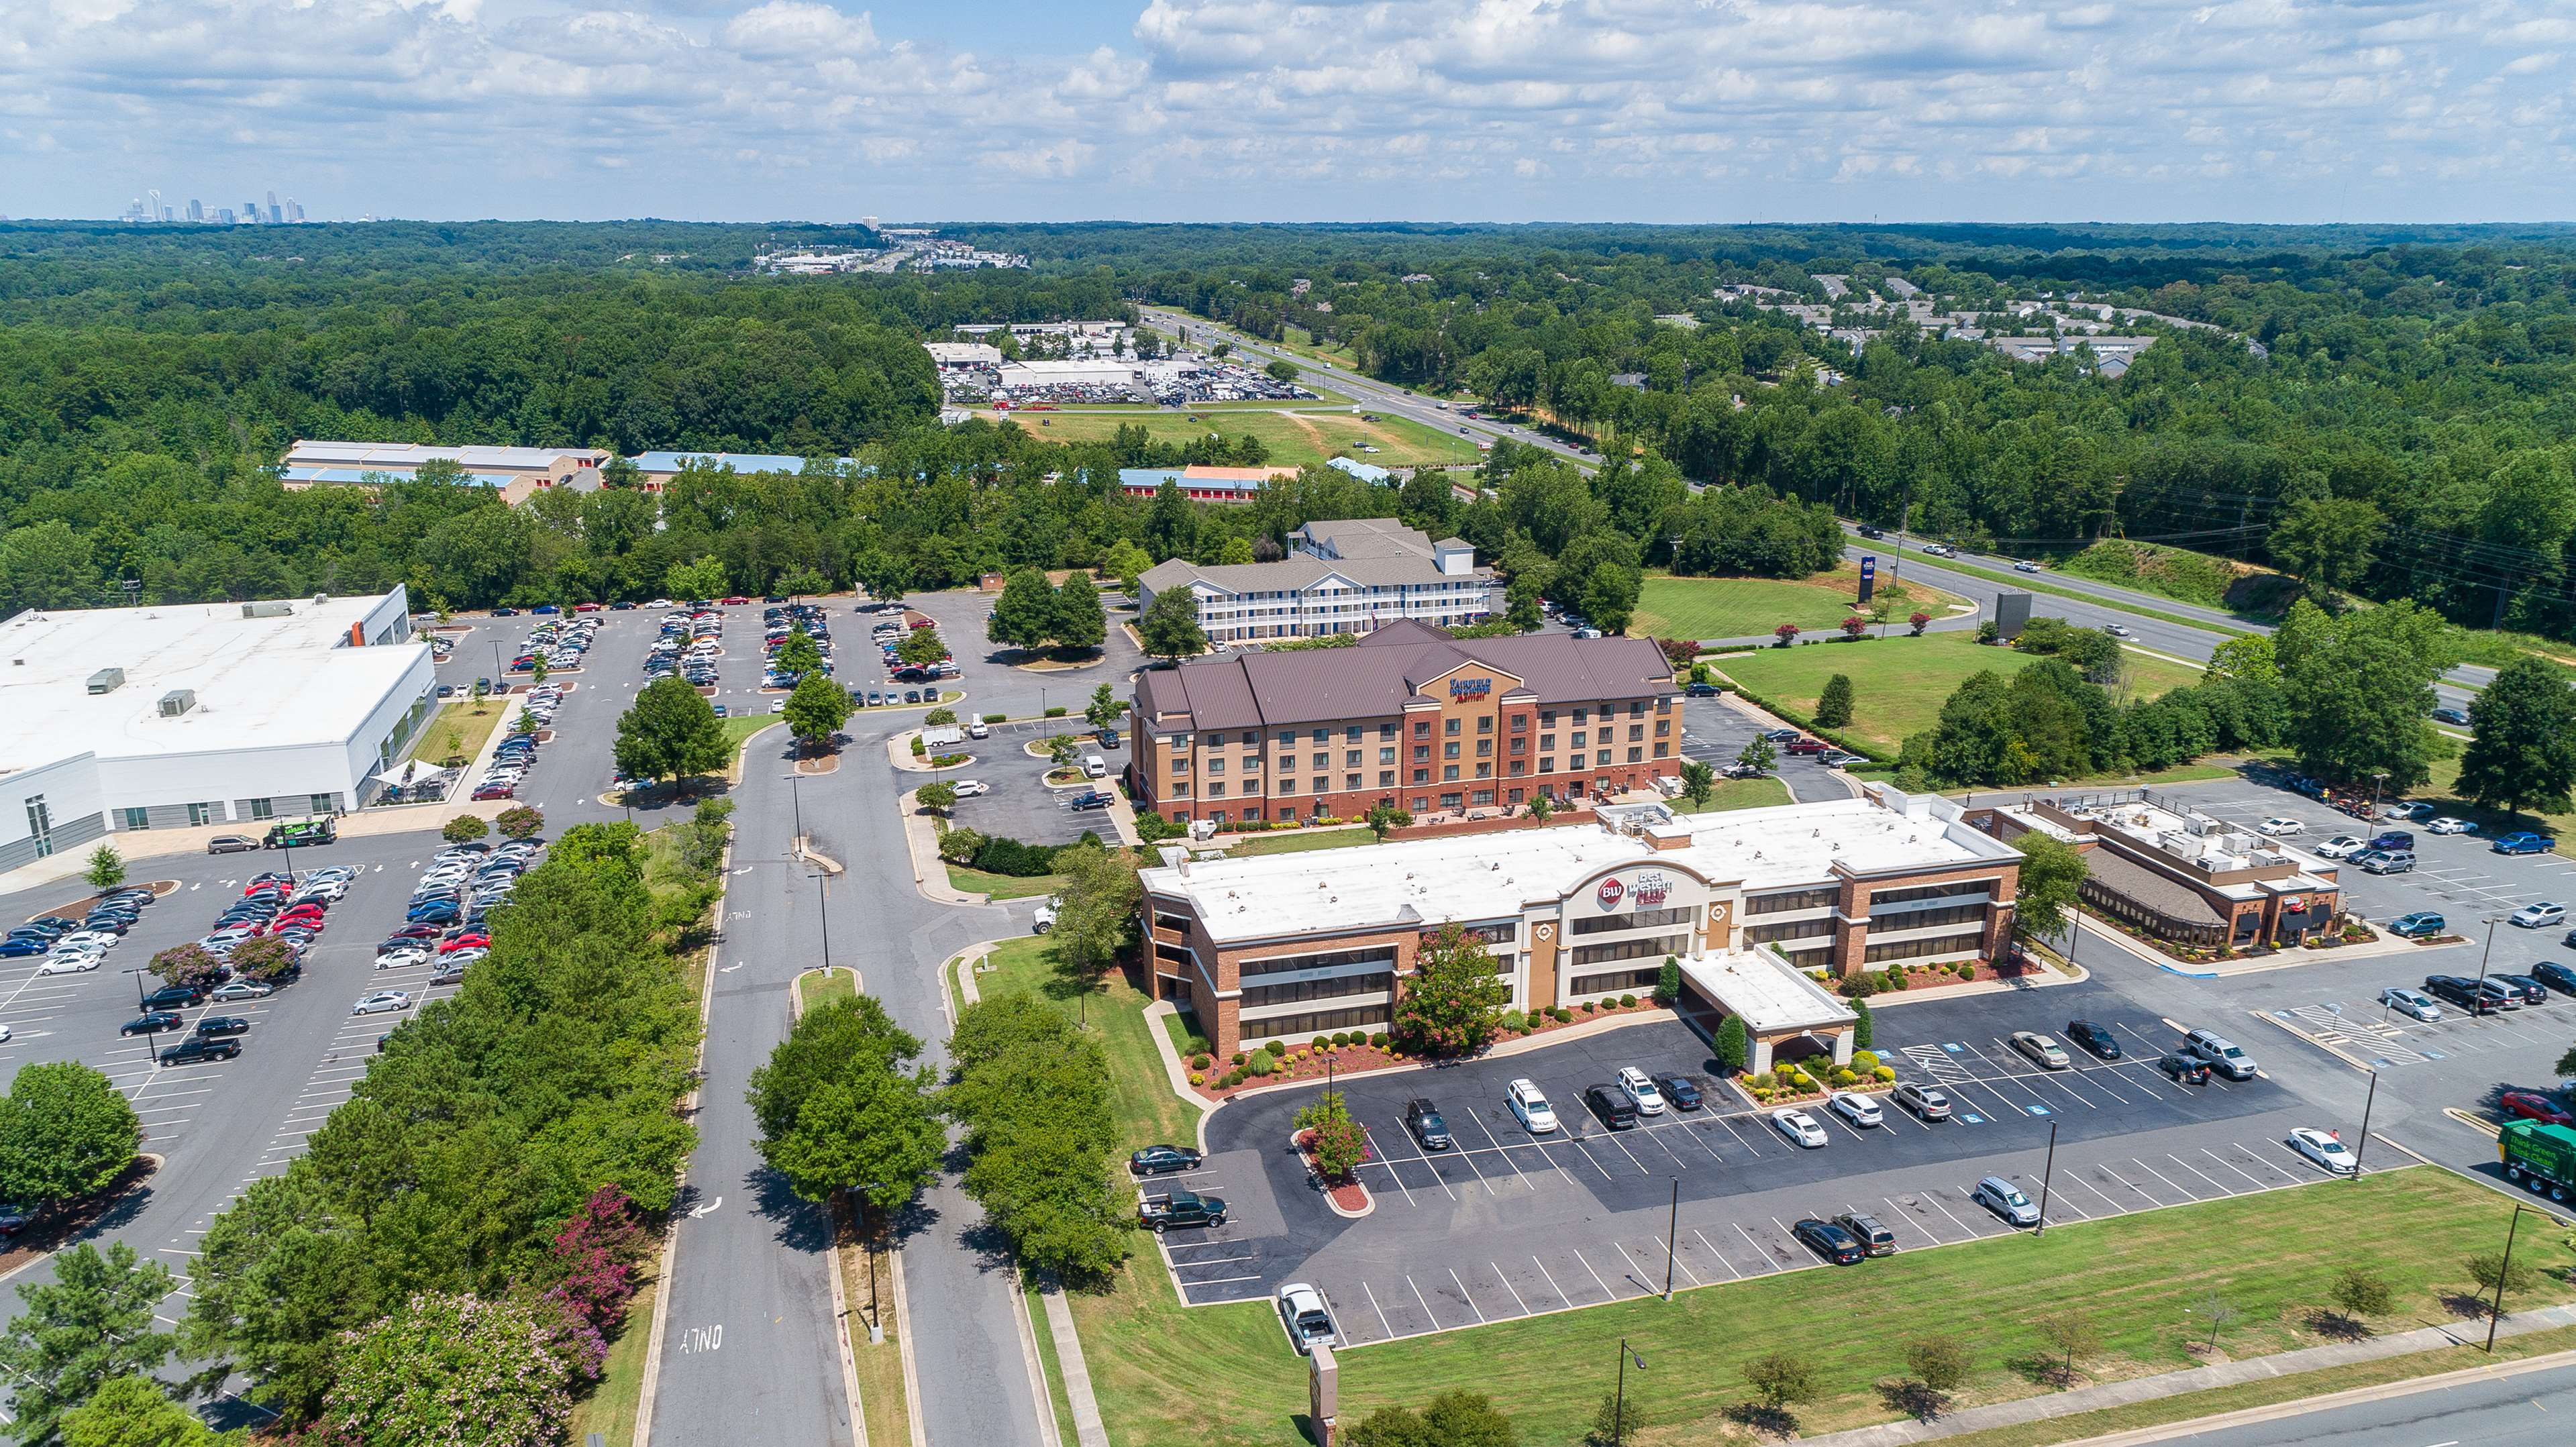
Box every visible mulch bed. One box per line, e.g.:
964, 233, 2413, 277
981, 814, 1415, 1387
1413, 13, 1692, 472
0, 1155, 159, 1279
1186, 998, 1670, 1101
1293, 1128, 1372, 1213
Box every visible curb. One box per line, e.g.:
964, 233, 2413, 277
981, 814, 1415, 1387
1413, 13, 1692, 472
1293, 1130, 1376, 1218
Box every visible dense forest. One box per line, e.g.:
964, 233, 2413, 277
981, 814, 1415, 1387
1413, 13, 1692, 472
1, 219, 2571, 643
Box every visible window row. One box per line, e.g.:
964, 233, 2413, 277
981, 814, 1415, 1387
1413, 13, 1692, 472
1861, 932, 1987, 963
1239, 1005, 1390, 1040
1567, 932, 1692, 967
1570, 904, 1696, 936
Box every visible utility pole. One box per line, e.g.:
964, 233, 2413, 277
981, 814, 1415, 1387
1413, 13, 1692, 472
2034, 1121, 2059, 1236
1661, 1177, 1679, 1301
2351, 1071, 2377, 1183
2486, 1204, 2527, 1351
1610, 1338, 1647, 1447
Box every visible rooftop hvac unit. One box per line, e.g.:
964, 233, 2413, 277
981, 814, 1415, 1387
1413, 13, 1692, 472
158, 689, 197, 718
242, 601, 294, 619
86, 667, 126, 694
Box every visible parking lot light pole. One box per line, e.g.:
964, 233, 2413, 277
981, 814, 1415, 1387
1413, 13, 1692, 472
2475, 916, 2504, 1006
2351, 1071, 2378, 1183
2034, 1121, 2060, 1236
2486, 1203, 2528, 1352
1611, 1338, 1647, 1447
1661, 1177, 1679, 1301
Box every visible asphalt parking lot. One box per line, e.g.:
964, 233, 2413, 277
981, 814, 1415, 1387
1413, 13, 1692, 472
0, 830, 476, 1328
1676, 696, 1857, 805
1166, 980, 2351, 1345
942, 725, 1119, 847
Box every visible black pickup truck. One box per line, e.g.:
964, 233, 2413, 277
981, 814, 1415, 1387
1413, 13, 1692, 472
1138, 1189, 1229, 1232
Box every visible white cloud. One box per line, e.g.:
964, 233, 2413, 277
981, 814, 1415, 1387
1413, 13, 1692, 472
2, 0, 2570, 221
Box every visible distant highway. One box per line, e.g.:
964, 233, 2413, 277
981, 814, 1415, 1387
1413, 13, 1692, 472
1136, 307, 1597, 471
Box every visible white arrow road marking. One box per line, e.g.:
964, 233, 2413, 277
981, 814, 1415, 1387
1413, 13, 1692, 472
690, 1197, 723, 1218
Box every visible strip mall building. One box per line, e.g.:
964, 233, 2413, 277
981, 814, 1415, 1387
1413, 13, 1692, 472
1139, 788, 2024, 1065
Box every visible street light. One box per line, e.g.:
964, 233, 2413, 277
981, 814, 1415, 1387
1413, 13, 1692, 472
2369, 770, 2389, 822
2351, 1070, 2378, 1185
2475, 914, 2506, 1008
2034, 1120, 2060, 1236
2486, 1203, 2530, 1351
1661, 1177, 1680, 1301
1610, 1337, 1648, 1447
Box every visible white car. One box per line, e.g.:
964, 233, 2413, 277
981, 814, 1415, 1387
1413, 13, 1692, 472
2314, 835, 2367, 860
1828, 1091, 1884, 1128
1031, 896, 1059, 934
2427, 817, 2477, 835
954, 780, 990, 798
352, 991, 413, 1016
376, 947, 433, 971
1615, 1065, 1666, 1115
1772, 1108, 1828, 1148
208, 980, 274, 1002
2104, 623, 2133, 639
54, 930, 121, 952
2257, 818, 2304, 837
36, 953, 101, 975
2288, 1127, 2358, 1176
966, 721, 992, 739
646, 598, 674, 608
2377, 986, 2442, 1022
1507, 1078, 1559, 1134
2510, 902, 2568, 930
0, 1024, 10, 1043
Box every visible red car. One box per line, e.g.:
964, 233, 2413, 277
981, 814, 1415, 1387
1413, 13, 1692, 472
573, 602, 603, 612
1783, 737, 1830, 755
2500, 1091, 2575, 1126
437, 934, 489, 953
721, 594, 751, 606
274, 910, 327, 929
472, 784, 516, 800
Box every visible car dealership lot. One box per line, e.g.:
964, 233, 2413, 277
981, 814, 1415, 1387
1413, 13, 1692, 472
1167, 983, 2357, 1344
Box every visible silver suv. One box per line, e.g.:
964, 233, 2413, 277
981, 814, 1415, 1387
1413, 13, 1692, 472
2181, 1028, 2258, 1081
1891, 1080, 1951, 1120
1972, 1175, 2041, 1227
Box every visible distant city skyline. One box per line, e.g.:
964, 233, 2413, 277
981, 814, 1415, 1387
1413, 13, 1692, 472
7, 1, 2574, 224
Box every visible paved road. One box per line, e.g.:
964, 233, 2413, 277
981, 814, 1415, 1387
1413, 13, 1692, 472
1843, 533, 2492, 715
1137, 307, 1594, 470
2169, 1356, 2576, 1445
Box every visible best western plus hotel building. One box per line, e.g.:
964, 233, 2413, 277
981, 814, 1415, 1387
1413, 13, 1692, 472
1128, 622, 1684, 826
1140, 788, 2024, 1063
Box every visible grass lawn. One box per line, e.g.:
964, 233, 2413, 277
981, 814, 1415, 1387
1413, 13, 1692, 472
1220, 827, 1380, 857
1637, 567, 1968, 643
719, 714, 775, 758
1075, 1168, 2570, 1447
965, 934, 1201, 1154
796, 968, 857, 1012
566, 1276, 658, 1447
2415, 755, 2576, 859
1025, 1283, 1085, 1447
1714, 633, 2202, 757
946, 865, 1064, 900
1670, 775, 1793, 813
408, 698, 507, 767
975, 407, 1475, 470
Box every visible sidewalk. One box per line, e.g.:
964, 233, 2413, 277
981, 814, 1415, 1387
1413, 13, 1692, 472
1798, 1302, 2576, 1447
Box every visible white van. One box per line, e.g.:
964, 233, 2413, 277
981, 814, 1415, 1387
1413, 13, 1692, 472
1082, 753, 1109, 779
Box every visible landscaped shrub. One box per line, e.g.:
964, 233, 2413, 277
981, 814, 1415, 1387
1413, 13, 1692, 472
1502, 1010, 1527, 1032
1957, 960, 1979, 979
1882, 967, 1907, 992
1043, 706, 1068, 717
1189, 1072, 1203, 1086
1264, 1040, 1286, 1057
1245, 1055, 1275, 1077
1330, 1032, 1351, 1047
1618, 993, 1637, 1008
1840, 972, 1879, 998
1222, 1070, 1244, 1087
1831, 1067, 1859, 1087
1231, 1052, 1247, 1066
1312, 1036, 1332, 1051
1748, 1071, 1777, 1091
931, 752, 969, 767
1192, 1053, 1212, 1071
982, 713, 1007, 724
910, 735, 926, 756
1550, 1006, 1572, 1023
1369, 1031, 1389, 1048
1873, 1065, 1897, 1083
1851, 1051, 1881, 1073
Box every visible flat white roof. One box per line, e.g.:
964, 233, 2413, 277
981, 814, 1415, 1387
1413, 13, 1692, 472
0, 593, 426, 774
1678, 949, 1858, 1034
1145, 797, 2017, 945
282, 441, 601, 471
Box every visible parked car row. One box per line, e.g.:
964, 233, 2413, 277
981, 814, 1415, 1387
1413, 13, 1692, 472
762, 603, 834, 689
509, 614, 599, 674
646, 608, 728, 688
373, 837, 544, 994
5, 883, 163, 977
472, 684, 559, 802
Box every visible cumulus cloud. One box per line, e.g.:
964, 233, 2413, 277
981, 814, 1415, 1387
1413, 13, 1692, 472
3, 0, 2570, 221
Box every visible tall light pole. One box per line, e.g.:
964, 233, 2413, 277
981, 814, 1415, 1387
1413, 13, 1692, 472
2486, 1203, 2528, 1352
2369, 770, 2388, 822
1610, 1338, 1647, 1447
1661, 1177, 1680, 1301
2034, 1121, 2060, 1236
2473, 915, 2506, 1010
2351, 1070, 2378, 1184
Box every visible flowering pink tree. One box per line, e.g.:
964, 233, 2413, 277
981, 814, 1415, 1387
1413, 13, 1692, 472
1773, 623, 1801, 648
1908, 611, 1932, 636
1839, 616, 1869, 641
325, 1293, 578, 1446
542, 1185, 649, 1339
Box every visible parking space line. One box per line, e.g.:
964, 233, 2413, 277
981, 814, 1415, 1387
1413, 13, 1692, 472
2228, 1140, 2303, 1185
1709, 1112, 1767, 1156
1634, 1119, 1694, 1167
1692, 1228, 1743, 1279
2130, 1157, 2204, 1199
1610, 1239, 1657, 1293
1488, 1263, 1531, 1316
1445, 1268, 1487, 1325
1561, 1136, 1616, 1181
1675, 1118, 1729, 1160
2196, 1147, 2267, 1191
1463, 1108, 1540, 1189
1406, 1275, 1441, 1332
1531, 1254, 1578, 1305
1361, 1281, 1393, 1340
2062, 1172, 2126, 1216
1592, 1125, 1653, 1174
1731, 1222, 1774, 1273
1920, 1189, 1985, 1238
1875, 1197, 1947, 1246
1572, 1248, 1616, 1298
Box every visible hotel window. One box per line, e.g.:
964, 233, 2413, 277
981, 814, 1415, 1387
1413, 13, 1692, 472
1595, 750, 1612, 766
1471, 789, 1495, 806
1203, 733, 1225, 747
1380, 747, 1396, 764
1414, 745, 1430, 763
1445, 718, 1461, 736
1569, 934, 1690, 967
1412, 796, 1430, 810
1277, 779, 1294, 794
1629, 725, 1645, 742
1541, 733, 1556, 750
1310, 753, 1328, 770
1312, 729, 1329, 743
1475, 763, 1492, 778
1440, 792, 1462, 809
1571, 731, 1587, 747
1572, 906, 1696, 935
1572, 708, 1587, 724
1380, 723, 1398, 739
1508, 762, 1527, 776
1278, 731, 1297, 745
1345, 750, 1362, 767
1206, 758, 1225, 774
1243, 754, 1261, 770
1442, 765, 1459, 781
1478, 716, 1492, 734
1631, 702, 1647, 717
1476, 739, 1492, 757
121, 806, 150, 830
1654, 743, 1669, 757
1510, 714, 1527, 732
1310, 778, 1327, 794
1743, 920, 1833, 945
1172, 757, 1190, 773
1379, 770, 1395, 787
1655, 718, 1670, 736
1240, 731, 1258, 745
1539, 757, 1555, 773
1443, 741, 1460, 759
1749, 887, 1839, 914
1627, 747, 1643, 763
1412, 769, 1429, 785
1540, 710, 1556, 726
1207, 783, 1226, 798
1414, 721, 1431, 738
1345, 773, 1361, 790
1347, 726, 1363, 742
1864, 932, 1986, 963
1510, 737, 1526, 754
1172, 783, 1190, 796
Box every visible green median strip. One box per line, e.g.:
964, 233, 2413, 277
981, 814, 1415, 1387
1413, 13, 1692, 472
1884, 545, 2262, 639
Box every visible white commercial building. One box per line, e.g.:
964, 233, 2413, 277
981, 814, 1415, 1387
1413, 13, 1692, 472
0, 589, 437, 871
1135, 518, 1489, 644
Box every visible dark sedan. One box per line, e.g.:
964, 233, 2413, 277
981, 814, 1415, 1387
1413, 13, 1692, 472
1792, 1218, 1867, 1265
1652, 1073, 1704, 1111
1128, 1144, 1204, 1177
120, 1012, 185, 1037
193, 1016, 252, 1038
2064, 1020, 2121, 1060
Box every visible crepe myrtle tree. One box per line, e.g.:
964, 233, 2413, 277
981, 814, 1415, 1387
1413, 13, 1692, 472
1391, 924, 1510, 1057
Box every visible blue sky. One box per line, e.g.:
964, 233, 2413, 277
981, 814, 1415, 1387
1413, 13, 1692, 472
5, 0, 2572, 224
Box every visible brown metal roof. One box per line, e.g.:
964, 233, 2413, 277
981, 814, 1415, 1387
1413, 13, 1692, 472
1134, 627, 1676, 730
2081, 846, 2226, 928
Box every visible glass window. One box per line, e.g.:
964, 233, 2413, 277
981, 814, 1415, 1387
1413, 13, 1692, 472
1572, 708, 1587, 724
1414, 721, 1431, 738
1442, 765, 1459, 781
1864, 932, 1986, 963
1312, 729, 1329, 743
1347, 726, 1363, 742
121, 806, 151, 830
187, 802, 214, 827
1478, 716, 1493, 734
1539, 757, 1555, 773
1379, 770, 1395, 787
1569, 934, 1690, 967
249, 798, 274, 820
311, 794, 334, 814
1571, 906, 1696, 935
1749, 888, 1839, 914
1444, 718, 1461, 736
1567, 966, 1663, 998
1443, 742, 1460, 759
1380, 747, 1396, 764
1241, 731, 1257, 745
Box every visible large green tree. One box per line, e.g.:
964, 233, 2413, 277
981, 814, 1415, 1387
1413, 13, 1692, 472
0, 1063, 142, 1205
782, 674, 854, 753
988, 567, 1060, 650
748, 996, 941, 1214
1137, 586, 1208, 662
2268, 497, 2388, 599
2456, 657, 2576, 822
2012, 833, 2089, 944
321, 1293, 576, 1447
0, 1244, 174, 1446
1052, 572, 1107, 651
0, 521, 103, 613
1391, 924, 1511, 1057
614, 676, 731, 786
665, 555, 729, 600
58, 1374, 237, 1447
2274, 600, 2451, 789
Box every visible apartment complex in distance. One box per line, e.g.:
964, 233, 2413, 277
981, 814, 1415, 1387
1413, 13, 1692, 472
1129, 622, 1681, 826
1139, 788, 2021, 1061
1135, 517, 1489, 645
